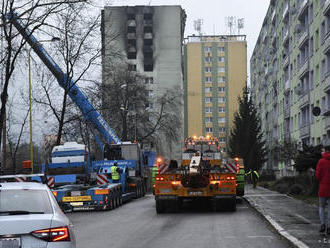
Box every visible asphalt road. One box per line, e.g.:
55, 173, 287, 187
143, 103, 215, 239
68, 195, 290, 248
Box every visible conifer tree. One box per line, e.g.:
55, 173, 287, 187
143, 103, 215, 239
228, 87, 267, 171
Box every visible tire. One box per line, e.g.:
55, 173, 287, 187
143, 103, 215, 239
212, 199, 221, 212
228, 198, 236, 212
156, 199, 165, 214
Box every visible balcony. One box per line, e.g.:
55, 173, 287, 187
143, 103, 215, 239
283, 55, 289, 67
127, 33, 136, 39
283, 3, 289, 19
263, 30, 268, 44
144, 33, 153, 39
324, 71, 330, 92
284, 106, 290, 118
324, 0, 330, 15
299, 91, 310, 108
326, 116, 330, 130
143, 20, 153, 26
298, 59, 309, 77
127, 20, 136, 27
300, 124, 310, 138
323, 31, 330, 54
284, 79, 290, 92
282, 28, 289, 44
298, 0, 309, 20
298, 30, 309, 48
271, 10, 276, 24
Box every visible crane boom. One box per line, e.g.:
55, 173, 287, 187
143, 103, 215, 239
7, 11, 121, 146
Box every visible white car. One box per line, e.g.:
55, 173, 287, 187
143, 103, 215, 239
0, 182, 76, 248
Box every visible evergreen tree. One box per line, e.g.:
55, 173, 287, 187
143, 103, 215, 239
228, 87, 267, 171
294, 144, 322, 173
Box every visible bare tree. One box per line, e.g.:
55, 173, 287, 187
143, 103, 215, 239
0, 0, 90, 170
100, 63, 182, 153
32, 2, 102, 146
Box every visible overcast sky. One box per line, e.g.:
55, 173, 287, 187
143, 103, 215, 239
106, 0, 270, 80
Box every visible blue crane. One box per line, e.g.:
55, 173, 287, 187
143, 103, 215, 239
6, 11, 121, 148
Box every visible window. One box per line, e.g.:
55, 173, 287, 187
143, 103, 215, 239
218, 67, 225, 72
128, 64, 137, 71
218, 107, 225, 112
218, 97, 226, 103
218, 117, 226, 123
146, 102, 154, 110
204, 47, 212, 52
219, 137, 226, 143
219, 127, 226, 132
205, 97, 212, 103
205, 117, 213, 123
218, 47, 225, 52
205, 87, 212, 93
205, 67, 212, 73
218, 57, 225, 62
205, 57, 212, 63
205, 107, 212, 113
218, 77, 225, 82
206, 127, 213, 133
145, 77, 153, 84
205, 76, 212, 82
218, 87, 225, 92
148, 90, 153, 97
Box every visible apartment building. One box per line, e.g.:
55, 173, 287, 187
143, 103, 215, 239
101, 5, 186, 160
250, 0, 330, 176
184, 35, 247, 153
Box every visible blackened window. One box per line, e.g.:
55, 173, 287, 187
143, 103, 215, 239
144, 13, 153, 20
128, 64, 137, 71
144, 64, 153, 71
144, 26, 153, 33
128, 39, 136, 46
127, 14, 135, 20
127, 52, 136, 60
144, 39, 152, 46
127, 26, 136, 33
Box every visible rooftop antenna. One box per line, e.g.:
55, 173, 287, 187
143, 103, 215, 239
225, 16, 236, 35
237, 18, 245, 35
193, 19, 203, 36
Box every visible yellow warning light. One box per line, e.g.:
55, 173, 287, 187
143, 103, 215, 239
193, 135, 197, 140
157, 157, 163, 163
206, 135, 211, 140
234, 157, 239, 162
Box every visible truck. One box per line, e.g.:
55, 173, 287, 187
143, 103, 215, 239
224, 157, 245, 196
7, 11, 154, 211
154, 136, 237, 213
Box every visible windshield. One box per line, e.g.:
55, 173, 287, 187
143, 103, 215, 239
0, 189, 53, 215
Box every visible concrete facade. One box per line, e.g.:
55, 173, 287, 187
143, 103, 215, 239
101, 6, 186, 160
250, 0, 330, 176
184, 35, 247, 153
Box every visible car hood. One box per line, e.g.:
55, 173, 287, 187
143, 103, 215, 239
0, 214, 53, 235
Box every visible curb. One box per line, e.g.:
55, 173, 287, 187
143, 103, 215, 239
243, 196, 310, 248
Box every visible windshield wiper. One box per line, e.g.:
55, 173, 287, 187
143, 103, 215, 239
0, 211, 44, 215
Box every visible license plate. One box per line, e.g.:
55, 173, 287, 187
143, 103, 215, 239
0, 237, 21, 248
62, 196, 91, 202
159, 188, 171, 193
188, 191, 203, 196
70, 202, 83, 206
220, 188, 229, 192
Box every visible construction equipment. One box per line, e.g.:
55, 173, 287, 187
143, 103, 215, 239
154, 136, 237, 213
7, 11, 155, 211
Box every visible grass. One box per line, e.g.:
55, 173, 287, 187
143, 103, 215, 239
289, 194, 319, 206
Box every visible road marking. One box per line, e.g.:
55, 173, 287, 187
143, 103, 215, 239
294, 213, 312, 224
246, 194, 288, 197
264, 215, 309, 248
247, 235, 273, 238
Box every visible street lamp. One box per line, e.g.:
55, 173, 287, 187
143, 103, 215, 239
28, 37, 60, 173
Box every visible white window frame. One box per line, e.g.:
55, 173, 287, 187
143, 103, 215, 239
205, 107, 212, 113
218, 107, 225, 113
218, 117, 226, 123
218, 67, 225, 72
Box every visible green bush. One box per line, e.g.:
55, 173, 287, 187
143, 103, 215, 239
288, 184, 304, 195
274, 183, 289, 194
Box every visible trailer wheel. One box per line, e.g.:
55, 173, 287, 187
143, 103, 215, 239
212, 199, 221, 212
116, 189, 120, 206
156, 199, 165, 214
227, 198, 236, 212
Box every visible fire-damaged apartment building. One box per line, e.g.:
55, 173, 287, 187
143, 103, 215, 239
101, 5, 186, 160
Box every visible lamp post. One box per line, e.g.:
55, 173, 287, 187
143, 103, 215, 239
28, 37, 60, 173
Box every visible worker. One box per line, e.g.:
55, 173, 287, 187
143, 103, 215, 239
110, 162, 122, 183
245, 169, 259, 188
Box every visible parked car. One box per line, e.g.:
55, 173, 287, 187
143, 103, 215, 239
0, 182, 76, 248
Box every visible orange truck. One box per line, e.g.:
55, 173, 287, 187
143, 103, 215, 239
154, 136, 237, 213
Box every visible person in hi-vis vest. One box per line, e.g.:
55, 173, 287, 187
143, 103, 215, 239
111, 162, 122, 183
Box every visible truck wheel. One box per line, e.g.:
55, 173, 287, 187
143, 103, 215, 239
212, 199, 221, 212
228, 198, 236, 212
156, 199, 165, 214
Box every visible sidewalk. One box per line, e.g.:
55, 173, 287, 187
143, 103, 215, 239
243, 185, 330, 248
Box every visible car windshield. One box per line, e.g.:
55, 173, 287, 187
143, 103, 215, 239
0, 189, 53, 215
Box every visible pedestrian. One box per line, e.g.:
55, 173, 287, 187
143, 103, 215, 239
110, 162, 122, 183
315, 139, 330, 234
245, 169, 259, 188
